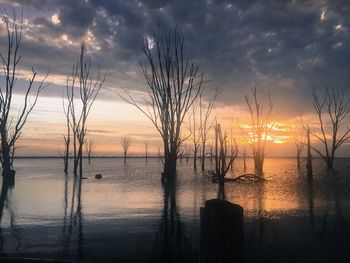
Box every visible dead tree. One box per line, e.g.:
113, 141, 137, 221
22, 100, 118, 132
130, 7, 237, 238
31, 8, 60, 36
65, 43, 104, 177
306, 126, 313, 177
293, 124, 306, 169
242, 147, 247, 170
119, 30, 203, 184
214, 122, 237, 179
120, 135, 132, 164
199, 88, 219, 171
184, 145, 190, 163
310, 87, 350, 168
0, 12, 49, 177
157, 144, 161, 163
85, 139, 95, 164
62, 94, 72, 173
144, 142, 149, 163
245, 87, 273, 175
209, 142, 213, 164
188, 107, 200, 170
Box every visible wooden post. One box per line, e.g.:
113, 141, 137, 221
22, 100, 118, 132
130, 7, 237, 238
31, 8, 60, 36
200, 199, 244, 263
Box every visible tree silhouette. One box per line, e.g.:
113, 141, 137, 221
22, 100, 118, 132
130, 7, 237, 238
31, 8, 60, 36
292, 121, 306, 169
120, 30, 203, 184
65, 43, 104, 176
199, 88, 219, 171
120, 135, 132, 164
245, 87, 273, 175
85, 139, 95, 164
188, 106, 200, 170
310, 87, 350, 168
144, 142, 149, 162
0, 11, 49, 176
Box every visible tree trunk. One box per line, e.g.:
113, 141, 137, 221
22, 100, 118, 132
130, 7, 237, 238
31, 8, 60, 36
306, 128, 313, 177
254, 157, 263, 176
1, 134, 12, 176
162, 151, 177, 184
194, 150, 197, 170
201, 143, 205, 171
297, 152, 301, 169
79, 147, 83, 178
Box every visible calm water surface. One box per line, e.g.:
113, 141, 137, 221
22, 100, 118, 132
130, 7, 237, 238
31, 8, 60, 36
0, 157, 350, 262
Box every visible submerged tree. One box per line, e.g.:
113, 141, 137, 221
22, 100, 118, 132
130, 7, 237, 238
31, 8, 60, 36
0, 12, 49, 177
62, 95, 72, 173
65, 43, 104, 176
292, 122, 306, 169
120, 30, 203, 184
120, 135, 132, 164
311, 87, 350, 168
306, 126, 313, 177
213, 122, 238, 179
85, 139, 95, 164
245, 87, 273, 175
144, 142, 149, 162
188, 107, 200, 170
199, 88, 219, 171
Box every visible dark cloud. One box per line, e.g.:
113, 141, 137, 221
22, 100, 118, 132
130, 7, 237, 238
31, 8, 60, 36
0, 0, 350, 116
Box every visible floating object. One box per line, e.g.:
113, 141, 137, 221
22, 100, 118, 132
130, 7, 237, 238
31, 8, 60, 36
95, 174, 102, 180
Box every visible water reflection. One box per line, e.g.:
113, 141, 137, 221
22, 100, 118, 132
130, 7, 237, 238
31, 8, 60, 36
62, 175, 84, 261
0, 158, 349, 262
0, 177, 21, 255
150, 180, 196, 263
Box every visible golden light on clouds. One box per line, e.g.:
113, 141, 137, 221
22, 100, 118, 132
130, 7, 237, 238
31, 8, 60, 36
51, 13, 61, 25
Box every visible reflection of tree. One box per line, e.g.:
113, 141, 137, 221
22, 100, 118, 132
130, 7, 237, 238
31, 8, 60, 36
150, 181, 196, 263
62, 176, 84, 261
247, 181, 265, 262
0, 179, 20, 254
307, 176, 314, 228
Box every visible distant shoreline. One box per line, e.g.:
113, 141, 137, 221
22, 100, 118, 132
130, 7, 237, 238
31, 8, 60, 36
12, 156, 350, 159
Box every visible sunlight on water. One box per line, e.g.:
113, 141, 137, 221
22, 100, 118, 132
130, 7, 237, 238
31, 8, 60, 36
0, 157, 350, 262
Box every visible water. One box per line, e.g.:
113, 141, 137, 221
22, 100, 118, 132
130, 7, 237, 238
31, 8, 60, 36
0, 157, 350, 262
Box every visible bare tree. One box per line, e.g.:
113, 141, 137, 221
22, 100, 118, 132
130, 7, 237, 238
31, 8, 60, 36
310, 87, 350, 168
62, 94, 71, 173
306, 126, 313, 177
0, 11, 49, 177
245, 87, 273, 175
85, 139, 95, 164
119, 30, 203, 184
292, 123, 306, 169
242, 146, 247, 170
188, 107, 200, 170
199, 88, 219, 171
214, 122, 238, 179
209, 142, 213, 164
144, 142, 149, 163
65, 43, 104, 177
157, 144, 161, 163
120, 135, 132, 164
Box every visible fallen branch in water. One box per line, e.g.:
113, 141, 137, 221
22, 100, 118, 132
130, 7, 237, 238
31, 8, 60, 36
210, 172, 267, 183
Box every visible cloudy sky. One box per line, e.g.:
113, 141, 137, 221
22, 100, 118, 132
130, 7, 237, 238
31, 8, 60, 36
0, 0, 350, 156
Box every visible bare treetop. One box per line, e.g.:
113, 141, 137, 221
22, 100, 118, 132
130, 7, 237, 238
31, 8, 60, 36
119, 29, 204, 183
0, 11, 49, 176
311, 87, 350, 168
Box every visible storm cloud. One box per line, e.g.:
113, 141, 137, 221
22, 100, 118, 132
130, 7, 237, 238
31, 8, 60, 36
0, 0, 350, 115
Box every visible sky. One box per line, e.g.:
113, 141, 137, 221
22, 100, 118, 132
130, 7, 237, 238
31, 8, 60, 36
0, 0, 350, 156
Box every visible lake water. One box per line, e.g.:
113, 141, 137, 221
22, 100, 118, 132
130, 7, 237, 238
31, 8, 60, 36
0, 157, 350, 262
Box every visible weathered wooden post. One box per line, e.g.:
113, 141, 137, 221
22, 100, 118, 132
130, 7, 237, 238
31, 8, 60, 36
200, 199, 244, 263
